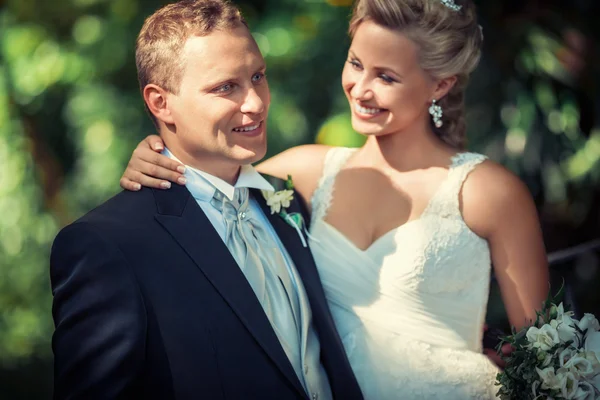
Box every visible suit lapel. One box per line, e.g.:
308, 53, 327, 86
152, 185, 307, 398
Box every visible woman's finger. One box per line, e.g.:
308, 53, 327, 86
120, 177, 142, 191
149, 151, 186, 174
126, 170, 173, 190
125, 159, 185, 184
144, 134, 165, 152
132, 147, 185, 174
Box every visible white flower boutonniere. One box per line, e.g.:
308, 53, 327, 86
262, 188, 294, 215
261, 175, 308, 247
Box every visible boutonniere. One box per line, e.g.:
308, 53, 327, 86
261, 175, 308, 247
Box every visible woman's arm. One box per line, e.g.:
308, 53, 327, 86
256, 144, 331, 207
119, 135, 331, 211
462, 161, 550, 331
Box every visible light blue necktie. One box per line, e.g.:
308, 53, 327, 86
210, 189, 304, 373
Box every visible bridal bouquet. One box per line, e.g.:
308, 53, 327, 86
495, 293, 600, 399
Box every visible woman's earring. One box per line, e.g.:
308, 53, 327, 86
429, 99, 443, 128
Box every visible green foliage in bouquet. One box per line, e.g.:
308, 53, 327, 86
495, 284, 600, 399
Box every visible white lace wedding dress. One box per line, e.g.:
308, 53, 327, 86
309, 147, 500, 399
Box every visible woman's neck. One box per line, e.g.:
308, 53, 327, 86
358, 123, 454, 172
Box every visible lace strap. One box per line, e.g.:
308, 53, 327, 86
310, 147, 357, 225
424, 152, 488, 219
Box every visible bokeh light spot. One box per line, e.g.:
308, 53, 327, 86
265, 27, 292, 57
505, 128, 527, 155
85, 120, 114, 154
73, 15, 104, 46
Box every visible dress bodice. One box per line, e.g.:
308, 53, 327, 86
308, 147, 500, 399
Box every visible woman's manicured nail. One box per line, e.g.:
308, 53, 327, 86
177, 177, 187, 185
177, 166, 186, 174
161, 181, 171, 189
154, 143, 163, 151
134, 183, 141, 190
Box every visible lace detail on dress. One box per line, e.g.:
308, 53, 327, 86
310, 147, 357, 226
340, 328, 500, 399
386, 337, 497, 399
422, 152, 488, 220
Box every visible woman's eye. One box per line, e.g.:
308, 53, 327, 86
379, 74, 395, 84
348, 60, 362, 70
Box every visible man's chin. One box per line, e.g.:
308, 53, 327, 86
230, 145, 267, 165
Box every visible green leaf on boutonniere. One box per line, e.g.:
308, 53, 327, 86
282, 211, 304, 230
285, 175, 294, 191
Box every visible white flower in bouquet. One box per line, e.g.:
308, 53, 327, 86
564, 353, 596, 378
560, 369, 580, 399
583, 351, 600, 375
527, 324, 561, 351
540, 350, 554, 367
584, 332, 600, 392
561, 348, 578, 367
550, 303, 570, 319
536, 366, 564, 390
585, 332, 600, 364
549, 304, 583, 344
573, 381, 596, 400
496, 292, 600, 399
536, 367, 579, 397
579, 314, 600, 334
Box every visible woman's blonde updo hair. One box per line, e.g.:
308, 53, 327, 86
349, 0, 483, 149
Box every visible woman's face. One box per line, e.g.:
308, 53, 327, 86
342, 20, 441, 137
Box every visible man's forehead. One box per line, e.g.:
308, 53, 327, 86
181, 29, 264, 73
183, 28, 257, 56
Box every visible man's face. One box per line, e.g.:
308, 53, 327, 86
165, 26, 270, 170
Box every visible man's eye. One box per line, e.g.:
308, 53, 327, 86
214, 83, 234, 93
252, 72, 265, 82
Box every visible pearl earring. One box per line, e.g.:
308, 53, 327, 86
429, 99, 443, 128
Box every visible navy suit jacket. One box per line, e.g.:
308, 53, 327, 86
50, 179, 363, 400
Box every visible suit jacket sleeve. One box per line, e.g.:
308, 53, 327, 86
50, 222, 146, 399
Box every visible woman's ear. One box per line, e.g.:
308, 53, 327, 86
143, 84, 175, 125
431, 76, 457, 101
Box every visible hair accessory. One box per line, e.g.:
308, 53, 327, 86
439, 0, 462, 11
429, 99, 443, 128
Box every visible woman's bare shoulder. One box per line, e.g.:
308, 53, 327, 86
461, 159, 537, 237
257, 144, 333, 204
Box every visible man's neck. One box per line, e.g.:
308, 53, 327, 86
163, 142, 241, 185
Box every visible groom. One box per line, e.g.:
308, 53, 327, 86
50, 0, 362, 399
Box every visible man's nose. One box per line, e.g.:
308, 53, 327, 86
240, 88, 265, 114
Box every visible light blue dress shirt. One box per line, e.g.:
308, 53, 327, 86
163, 148, 332, 400
162, 148, 296, 266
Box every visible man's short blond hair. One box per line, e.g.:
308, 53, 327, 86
136, 0, 247, 96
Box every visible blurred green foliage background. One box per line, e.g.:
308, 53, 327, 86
0, 0, 599, 397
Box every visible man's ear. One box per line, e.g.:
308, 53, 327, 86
143, 84, 175, 125
431, 76, 457, 102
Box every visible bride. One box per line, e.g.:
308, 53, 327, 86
120, 0, 549, 398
